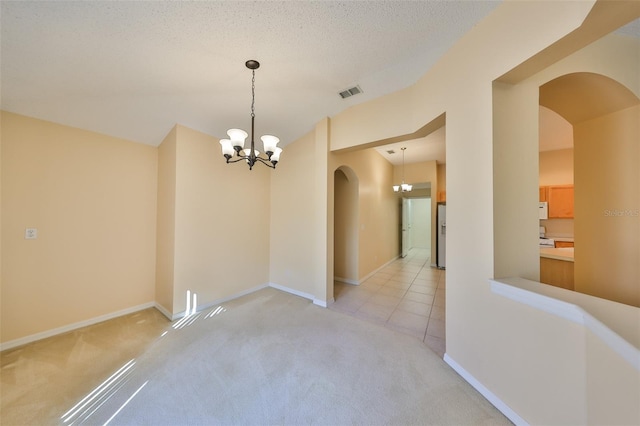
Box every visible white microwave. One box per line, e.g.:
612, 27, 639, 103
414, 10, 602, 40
539, 202, 548, 220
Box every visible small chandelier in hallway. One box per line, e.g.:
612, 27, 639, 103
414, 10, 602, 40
219, 60, 282, 170
393, 147, 412, 192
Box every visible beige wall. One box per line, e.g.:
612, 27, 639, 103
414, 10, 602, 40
314, 119, 333, 304
585, 327, 640, 425
298, 1, 639, 424
171, 125, 271, 315
1, 111, 158, 343
486, 294, 589, 424
539, 148, 575, 237
333, 168, 358, 282
574, 105, 639, 307
0, 110, 3, 342
539, 148, 573, 185
269, 131, 318, 297
2, 1, 638, 423
491, 31, 640, 423
155, 127, 177, 315
493, 79, 541, 280
330, 87, 416, 152
332, 148, 399, 281
437, 163, 446, 195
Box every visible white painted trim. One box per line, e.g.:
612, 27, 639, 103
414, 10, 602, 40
444, 353, 528, 426
313, 297, 333, 308
490, 277, 640, 371
334, 256, 401, 287
334, 276, 359, 285
154, 302, 173, 320
171, 283, 270, 321
490, 279, 583, 323
358, 255, 400, 283
0, 302, 156, 352
1, 284, 279, 349
269, 282, 315, 302
268, 282, 333, 307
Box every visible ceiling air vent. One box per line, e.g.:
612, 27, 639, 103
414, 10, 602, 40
386, 149, 395, 154
339, 85, 363, 99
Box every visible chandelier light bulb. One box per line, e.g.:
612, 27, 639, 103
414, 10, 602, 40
261, 135, 280, 155
270, 147, 283, 163
219, 139, 234, 157
227, 128, 248, 149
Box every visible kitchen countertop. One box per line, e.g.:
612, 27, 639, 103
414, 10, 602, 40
550, 237, 574, 242
540, 247, 574, 262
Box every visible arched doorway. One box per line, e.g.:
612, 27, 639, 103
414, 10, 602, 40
539, 72, 640, 307
333, 166, 359, 288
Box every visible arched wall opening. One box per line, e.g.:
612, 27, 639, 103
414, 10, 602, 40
319, 5, 639, 424
333, 166, 359, 285
493, 52, 639, 309
328, 113, 445, 283
540, 72, 640, 307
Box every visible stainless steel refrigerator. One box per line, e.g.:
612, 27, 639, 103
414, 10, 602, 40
437, 203, 446, 269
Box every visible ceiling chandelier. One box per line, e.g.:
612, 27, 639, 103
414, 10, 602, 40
393, 147, 412, 192
219, 60, 282, 170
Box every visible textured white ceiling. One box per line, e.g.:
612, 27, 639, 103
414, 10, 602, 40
2, 2, 637, 165
0, 0, 500, 151
373, 126, 446, 166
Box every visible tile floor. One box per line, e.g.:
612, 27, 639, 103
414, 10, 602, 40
329, 248, 446, 357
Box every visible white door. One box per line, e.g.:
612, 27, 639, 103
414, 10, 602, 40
402, 198, 410, 258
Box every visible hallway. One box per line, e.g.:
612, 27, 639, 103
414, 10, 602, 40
329, 248, 446, 357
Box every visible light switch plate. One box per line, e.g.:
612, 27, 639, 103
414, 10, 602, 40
25, 228, 38, 239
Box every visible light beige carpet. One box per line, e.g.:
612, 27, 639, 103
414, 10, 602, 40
2, 288, 511, 425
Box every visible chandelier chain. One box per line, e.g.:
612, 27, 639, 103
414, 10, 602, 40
251, 70, 256, 118
402, 147, 406, 183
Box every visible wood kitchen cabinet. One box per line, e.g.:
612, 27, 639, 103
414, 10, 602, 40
539, 186, 548, 202
555, 241, 574, 248
540, 257, 574, 290
437, 191, 446, 202
547, 185, 574, 218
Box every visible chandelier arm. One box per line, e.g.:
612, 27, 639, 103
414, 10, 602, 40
224, 156, 249, 164
226, 151, 274, 168
253, 156, 276, 169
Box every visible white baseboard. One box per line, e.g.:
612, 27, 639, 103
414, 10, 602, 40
2, 282, 331, 351
171, 283, 270, 321
313, 297, 334, 308
334, 276, 359, 285
154, 302, 174, 320
267, 282, 334, 308
269, 282, 315, 302
358, 255, 400, 283
0, 302, 156, 352
444, 353, 528, 426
